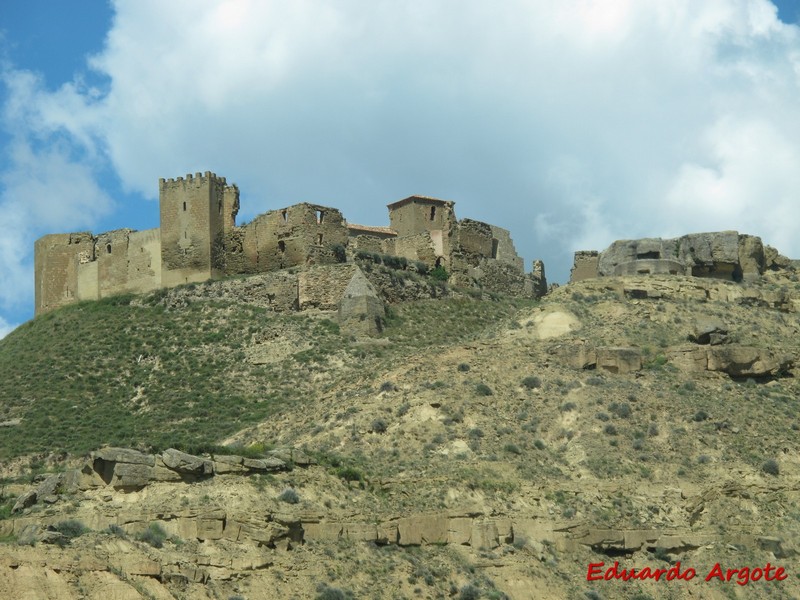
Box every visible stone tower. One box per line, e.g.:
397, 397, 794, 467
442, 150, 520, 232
158, 172, 239, 287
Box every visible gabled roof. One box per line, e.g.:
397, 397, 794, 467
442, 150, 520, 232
386, 195, 452, 210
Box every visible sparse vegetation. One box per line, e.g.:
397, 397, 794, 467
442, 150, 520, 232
278, 488, 300, 504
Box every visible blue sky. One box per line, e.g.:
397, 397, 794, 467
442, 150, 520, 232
1, 0, 799, 338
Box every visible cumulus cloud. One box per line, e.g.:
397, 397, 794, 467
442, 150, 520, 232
1, 0, 799, 330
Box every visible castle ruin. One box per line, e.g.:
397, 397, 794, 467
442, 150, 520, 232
35, 172, 544, 315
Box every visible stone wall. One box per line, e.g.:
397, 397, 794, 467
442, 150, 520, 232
159, 172, 236, 288
35, 173, 543, 315
569, 251, 599, 283
34, 233, 95, 314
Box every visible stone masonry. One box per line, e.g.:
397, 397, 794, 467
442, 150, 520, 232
35, 173, 545, 315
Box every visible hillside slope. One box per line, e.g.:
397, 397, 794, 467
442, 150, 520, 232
1, 273, 799, 599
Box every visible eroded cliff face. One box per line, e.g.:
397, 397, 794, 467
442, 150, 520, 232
573, 231, 797, 285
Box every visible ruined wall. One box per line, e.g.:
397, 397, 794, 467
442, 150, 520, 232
392, 233, 439, 266
159, 172, 235, 288
34, 233, 95, 315
453, 219, 494, 269
298, 264, 359, 310
240, 203, 348, 273
569, 251, 599, 283
488, 225, 524, 271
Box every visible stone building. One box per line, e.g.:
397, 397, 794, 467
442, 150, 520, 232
35, 172, 544, 315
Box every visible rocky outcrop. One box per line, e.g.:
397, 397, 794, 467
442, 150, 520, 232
552, 343, 642, 374
13, 448, 291, 513
574, 231, 797, 284
669, 345, 793, 377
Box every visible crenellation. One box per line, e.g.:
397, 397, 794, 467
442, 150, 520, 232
34, 172, 543, 315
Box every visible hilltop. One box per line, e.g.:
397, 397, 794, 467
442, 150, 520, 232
1, 263, 799, 599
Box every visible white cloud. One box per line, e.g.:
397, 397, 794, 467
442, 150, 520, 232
1, 0, 799, 332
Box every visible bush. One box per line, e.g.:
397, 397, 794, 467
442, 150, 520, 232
107, 524, 127, 538
137, 523, 168, 548
604, 424, 618, 436
331, 244, 347, 263
521, 376, 541, 390
762, 459, 780, 476
371, 418, 388, 433
336, 466, 363, 482
609, 402, 631, 418
560, 402, 577, 412
459, 584, 481, 600
533, 439, 546, 450
458, 363, 471, 372
430, 265, 449, 281
503, 443, 522, 455
396, 402, 411, 417
278, 488, 300, 504
53, 519, 88, 541
316, 584, 353, 600
476, 383, 493, 396
692, 410, 709, 422
380, 381, 396, 392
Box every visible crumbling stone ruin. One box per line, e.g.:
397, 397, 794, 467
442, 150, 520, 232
35, 173, 546, 316
570, 231, 794, 283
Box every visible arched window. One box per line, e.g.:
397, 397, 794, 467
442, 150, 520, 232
430, 206, 436, 221
281, 210, 288, 223
106, 243, 112, 254
278, 240, 286, 252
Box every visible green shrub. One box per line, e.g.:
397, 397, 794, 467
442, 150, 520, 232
458, 363, 471, 372
609, 402, 631, 418
336, 467, 363, 482
53, 519, 88, 542
762, 459, 779, 476
459, 584, 481, 600
278, 488, 300, 504
521, 376, 541, 389
476, 383, 493, 396
137, 523, 167, 548
430, 265, 449, 281
316, 584, 354, 600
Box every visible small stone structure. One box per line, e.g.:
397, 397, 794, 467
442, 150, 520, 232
35, 173, 546, 315
569, 231, 790, 284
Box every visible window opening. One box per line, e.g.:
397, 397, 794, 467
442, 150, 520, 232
278, 240, 286, 252
430, 206, 436, 220
316, 210, 324, 224
281, 210, 288, 223
183, 201, 186, 211
106, 244, 112, 254
317, 233, 323, 245
491, 239, 499, 259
